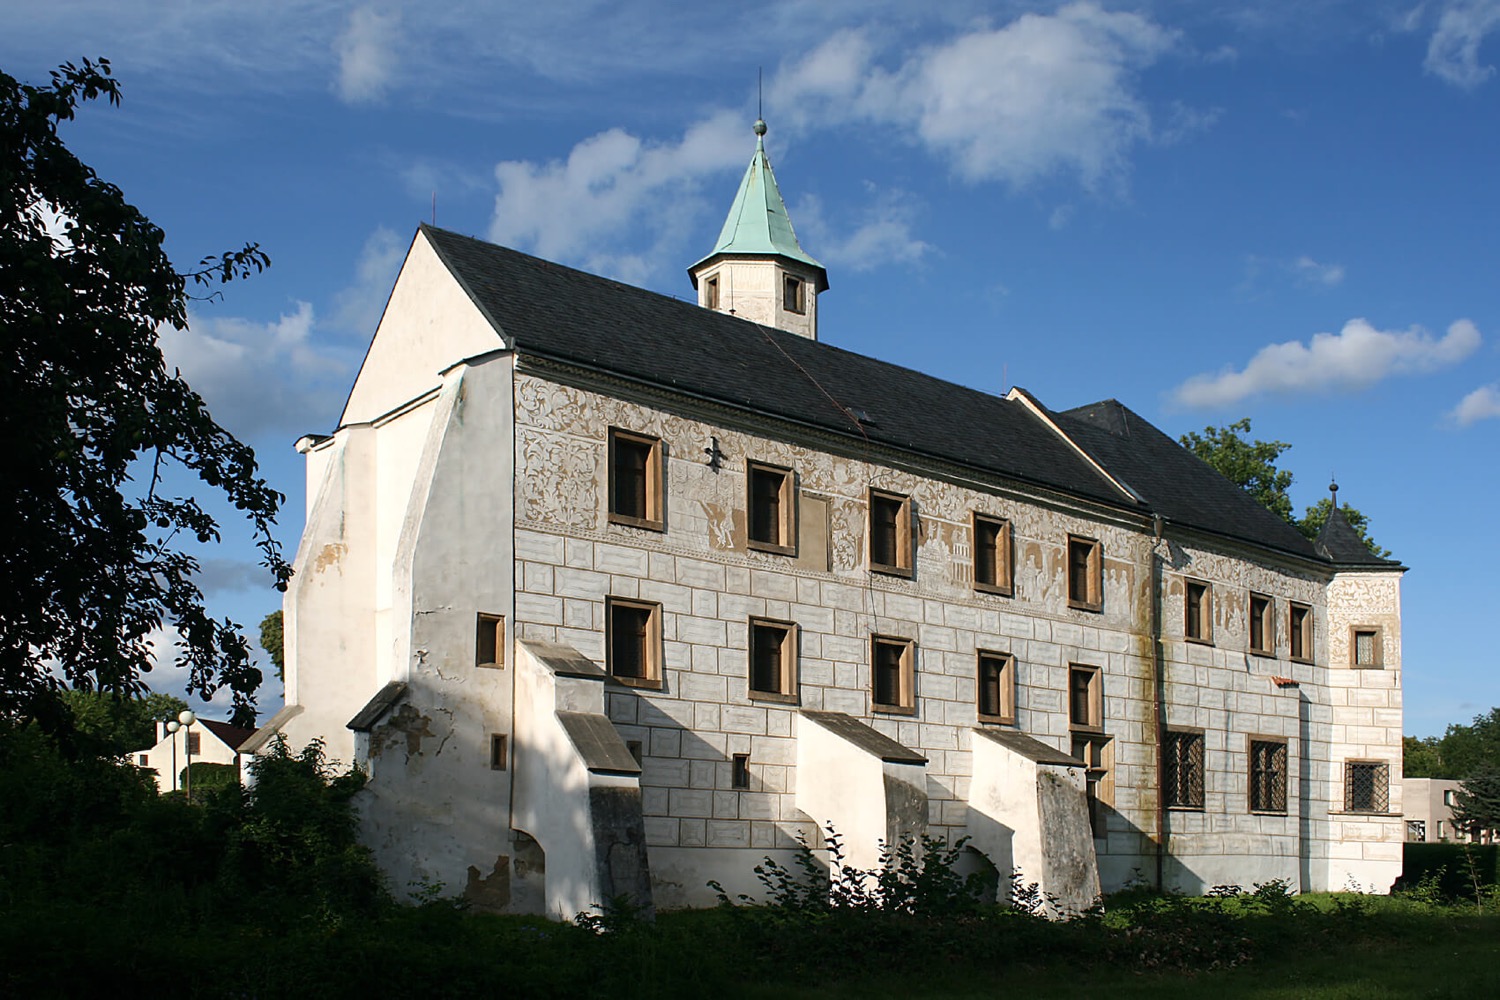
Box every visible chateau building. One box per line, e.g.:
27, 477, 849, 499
269, 121, 1406, 917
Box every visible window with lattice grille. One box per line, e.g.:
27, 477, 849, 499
1344, 761, 1389, 813
1249, 739, 1287, 813
1351, 627, 1383, 668
1164, 730, 1205, 809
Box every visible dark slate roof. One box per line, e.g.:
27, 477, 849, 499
1055, 400, 1321, 560
800, 710, 927, 764
1315, 505, 1400, 567
200, 719, 258, 753
421, 226, 1131, 509
972, 727, 1085, 767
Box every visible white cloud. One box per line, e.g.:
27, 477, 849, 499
773, 3, 1181, 190
332, 226, 407, 334
1451, 383, 1500, 424
793, 188, 932, 272
1172, 317, 1482, 408
489, 111, 747, 282
1293, 255, 1346, 286
160, 301, 348, 439
334, 6, 400, 104
1425, 0, 1500, 88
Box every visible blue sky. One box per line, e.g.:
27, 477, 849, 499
7, 1, 1498, 737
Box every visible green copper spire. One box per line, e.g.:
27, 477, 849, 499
690, 119, 827, 289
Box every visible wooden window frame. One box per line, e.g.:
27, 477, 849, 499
704, 274, 719, 310
731, 753, 751, 790
1072, 733, 1114, 839
1350, 625, 1383, 668
489, 734, 508, 771
746, 460, 797, 556
747, 617, 799, 704
1184, 579, 1212, 644
1289, 602, 1313, 664
867, 488, 914, 578
976, 649, 1016, 725
1066, 534, 1103, 612
1068, 664, 1104, 733
971, 512, 1014, 597
607, 427, 665, 532
1248, 592, 1274, 656
1164, 728, 1206, 810
784, 273, 805, 314
605, 596, 663, 689
871, 635, 916, 715
1248, 736, 1288, 814
476, 613, 506, 668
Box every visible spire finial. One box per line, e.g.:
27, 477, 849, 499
1329, 478, 1339, 507
755, 68, 768, 147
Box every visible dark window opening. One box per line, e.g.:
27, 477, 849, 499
732, 753, 751, 789
1250, 740, 1287, 813
1164, 731, 1205, 809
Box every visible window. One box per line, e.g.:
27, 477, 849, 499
1066, 535, 1102, 611
489, 734, 508, 771
732, 753, 751, 789
1184, 579, 1211, 642
976, 650, 1016, 724
747, 461, 796, 554
476, 613, 505, 668
1344, 760, 1390, 813
1249, 593, 1274, 655
626, 740, 645, 765
606, 597, 662, 688
871, 635, 916, 714
748, 618, 798, 703
784, 273, 805, 314
1351, 627, 1383, 668
1072, 734, 1113, 838
1444, 789, 1458, 807
186, 732, 201, 755
705, 275, 719, 310
1407, 820, 1427, 842
137, 754, 149, 767
1249, 739, 1287, 813
1068, 665, 1103, 731
1164, 730, 1206, 809
1289, 602, 1312, 662
608, 428, 664, 531
972, 513, 1013, 596
868, 488, 913, 577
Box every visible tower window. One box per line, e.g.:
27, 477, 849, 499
784, 274, 805, 314
1351, 626, 1383, 668
705, 275, 720, 310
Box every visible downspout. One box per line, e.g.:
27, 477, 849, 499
1150, 514, 1167, 891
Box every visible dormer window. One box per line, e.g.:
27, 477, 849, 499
784, 274, 805, 314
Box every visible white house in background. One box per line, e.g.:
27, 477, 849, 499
133, 718, 257, 793
268, 120, 1408, 918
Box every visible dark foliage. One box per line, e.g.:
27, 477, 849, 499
59, 688, 187, 755
1395, 842, 1500, 901
1, 59, 289, 730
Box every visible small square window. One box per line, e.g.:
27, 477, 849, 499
606, 597, 663, 688
976, 650, 1016, 724
476, 613, 505, 668
1249, 593, 1274, 655
747, 461, 796, 555
1164, 730, 1205, 809
871, 635, 916, 715
784, 274, 805, 314
705, 275, 720, 310
138, 754, 149, 767
1344, 760, 1389, 813
608, 428, 665, 531
1184, 580, 1211, 643
732, 753, 751, 789
1289, 602, 1313, 662
972, 513, 1013, 596
1351, 627, 1383, 668
748, 617, 799, 703
489, 734, 508, 771
868, 489, 913, 578
1068, 664, 1103, 731
1249, 738, 1288, 813
1067, 535, 1102, 612
626, 740, 645, 765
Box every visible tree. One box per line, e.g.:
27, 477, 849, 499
260, 609, 285, 683
1179, 418, 1386, 556
1451, 769, 1500, 840
1404, 734, 1446, 779
1, 59, 290, 730
60, 689, 187, 756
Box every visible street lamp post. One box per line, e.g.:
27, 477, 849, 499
165, 719, 180, 792
178, 710, 197, 802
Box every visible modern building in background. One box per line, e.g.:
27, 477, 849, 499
266, 121, 1407, 916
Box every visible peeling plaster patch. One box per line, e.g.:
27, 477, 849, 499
312, 541, 348, 574
370, 703, 435, 760
464, 854, 511, 912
